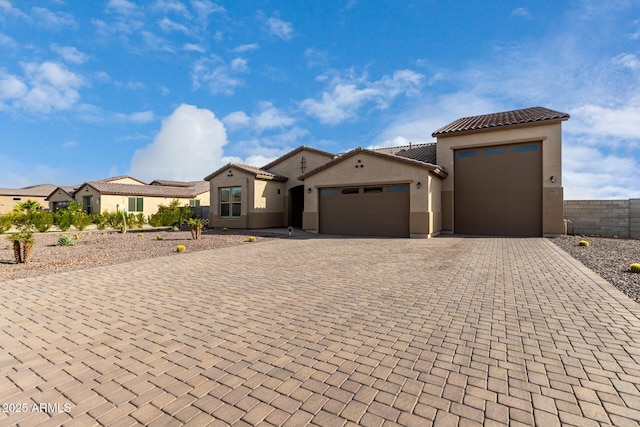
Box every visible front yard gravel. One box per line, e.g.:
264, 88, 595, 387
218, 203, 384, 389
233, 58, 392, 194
552, 235, 640, 303
0, 228, 268, 282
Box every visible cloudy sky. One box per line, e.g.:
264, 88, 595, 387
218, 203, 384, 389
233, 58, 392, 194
1, 0, 639, 199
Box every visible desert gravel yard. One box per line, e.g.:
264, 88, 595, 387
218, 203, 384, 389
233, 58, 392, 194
552, 235, 640, 303
0, 229, 267, 282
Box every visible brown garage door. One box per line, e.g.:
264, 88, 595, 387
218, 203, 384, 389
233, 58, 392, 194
319, 184, 410, 237
454, 142, 542, 236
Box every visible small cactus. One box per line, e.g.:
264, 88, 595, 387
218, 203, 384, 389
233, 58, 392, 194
248, 236, 256, 242
57, 235, 74, 246
631, 263, 640, 274
137, 233, 144, 237
75, 233, 81, 240
578, 240, 589, 247
176, 245, 186, 253
222, 227, 228, 232
156, 235, 163, 240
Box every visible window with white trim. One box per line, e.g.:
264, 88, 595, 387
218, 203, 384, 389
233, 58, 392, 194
220, 187, 241, 217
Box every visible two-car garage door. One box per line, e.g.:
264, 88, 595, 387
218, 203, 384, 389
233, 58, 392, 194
319, 184, 410, 237
454, 142, 542, 236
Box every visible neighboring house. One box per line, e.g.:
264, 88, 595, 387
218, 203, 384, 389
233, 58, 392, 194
0, 184, 57, 214
205, 106, 569, 238
48, 176, 209, 216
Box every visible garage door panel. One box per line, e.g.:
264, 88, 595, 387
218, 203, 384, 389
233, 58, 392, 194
319, 185, 409, 237
454, 142, 542, 236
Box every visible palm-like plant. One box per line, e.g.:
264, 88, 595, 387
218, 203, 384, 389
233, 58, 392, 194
187, 218, 207, 240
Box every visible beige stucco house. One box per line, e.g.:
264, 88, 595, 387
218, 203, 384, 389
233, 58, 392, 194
48, 176, 209, 217
203, 106, 569, 238
0, 184, 57, 214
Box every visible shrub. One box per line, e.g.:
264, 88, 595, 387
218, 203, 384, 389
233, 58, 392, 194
149, 199, 193, 227
72, 211, 93, 231
578, 240, 589, 247
156, 235, 163, 240
8, 231, 35, 263
176, 245, 186, 253
248, 236, 256, 242
92, 214, 107, 230
54, 209, 73, 231
187, 217, 207, 240
30, 211, 54, 233
75, 234, 81, 240
137, 233, 144, 237
631, 263, 640, 274
136, 213, 145, 228
13, 200, 41, 213
0, 213, 12, 234
222, 227, 228, 232
57, 235, 74, 246
103, 211, 124, 230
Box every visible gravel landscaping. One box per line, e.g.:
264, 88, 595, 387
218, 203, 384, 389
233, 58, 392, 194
0, 228, 270, 282
552, 235, 640, 303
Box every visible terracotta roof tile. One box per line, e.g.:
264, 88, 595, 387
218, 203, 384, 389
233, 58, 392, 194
262, 145, 335, 170
0, 184, 58, 197
204, 163, 288, 182
80, 181, 207, 198
373, 143, 437, 164
432, 106, 570, 137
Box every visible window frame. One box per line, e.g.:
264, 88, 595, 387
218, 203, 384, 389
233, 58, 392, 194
220, 186, 241, 218
128, 197, 143, 212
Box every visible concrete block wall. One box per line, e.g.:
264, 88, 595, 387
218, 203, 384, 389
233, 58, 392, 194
564, 200, 630, 237
631, 199, 640, 239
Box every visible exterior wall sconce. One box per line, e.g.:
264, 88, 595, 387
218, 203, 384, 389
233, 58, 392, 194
550, 176, 556, 183
307, 188, 312, 194
416, 182, 422, 189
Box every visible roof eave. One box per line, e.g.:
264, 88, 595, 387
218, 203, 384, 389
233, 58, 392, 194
432, 116, 569, 138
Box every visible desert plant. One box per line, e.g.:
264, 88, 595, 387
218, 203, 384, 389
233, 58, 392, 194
578, 240, 589, 247
0, 213, 13, 234
631, 263, 640, 274
148, 199, 193, 227
137, 233, 144, 237
31, 211, 54, 233
8, 232, 35, 263
12, 199, 41, 213
156, 235, 163, 240
222, 227, 228, 232
136, 213, 146, 228
54, 209, 73, 231
72, 211, 93, 231
75, 233, 81, 240
248, 236, 257, 242
102, 211, 124, 230
176, 245, 186, 253
57, 235, 74, 246
187, 217, 207, 240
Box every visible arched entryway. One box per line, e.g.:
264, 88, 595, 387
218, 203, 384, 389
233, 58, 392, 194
289, 185, 304, 227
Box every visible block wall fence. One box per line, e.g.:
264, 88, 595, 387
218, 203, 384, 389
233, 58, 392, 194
564, 199, 640, 238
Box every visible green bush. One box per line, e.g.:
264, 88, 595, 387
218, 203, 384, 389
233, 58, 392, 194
148, 199, 193, 227
31, 211, 54, 233
92, 213, 107, 230
631, 263, 640, 274
54, 209, 73, 231
0, 213, 13, 234
57, 235, 74, 246
103, 211, 124, 230
72, 211, 93, 231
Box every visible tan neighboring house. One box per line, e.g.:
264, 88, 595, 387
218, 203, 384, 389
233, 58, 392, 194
48, 176, 209, 217
0, 184, 57, 214
205, 106, 569, 238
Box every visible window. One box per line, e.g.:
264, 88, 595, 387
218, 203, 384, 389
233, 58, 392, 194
363, 186, 383, 193
341, 187, 359, 195
189, 199, 201, 207
220, 187, 241, 217
12, 197, 21, 201
388, 184, 409, 193
128, 197, 143, 212
320, 188, 338, 196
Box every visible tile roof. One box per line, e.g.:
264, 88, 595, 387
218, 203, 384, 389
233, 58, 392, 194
432, 106, 570, 137
98, 175, 147, 184
0, 184, 58, 197
204, 163, 288, 182
150, 180, 210, 194
372, 143, 437, 164
299, 147, 447, 180
80, 181, 207, 198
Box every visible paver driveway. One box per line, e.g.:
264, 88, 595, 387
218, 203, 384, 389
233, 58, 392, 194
1, 237, 640, 426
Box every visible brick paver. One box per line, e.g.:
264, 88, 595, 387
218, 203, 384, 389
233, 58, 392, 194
1, 237, 640, 425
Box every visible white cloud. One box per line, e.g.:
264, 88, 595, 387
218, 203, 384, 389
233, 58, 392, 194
129, 104, 229, 181
62, 140, 77, 148
51, 45, 87, 64
141, 30, 175, 52
0, 62, 84, 113
31, 7, 77, 30
568, 101, 640, 142
152, 0, 189, 16
158, 16, 190, 34
511, 8, 531, 18
190, 0, 225, 26
0, 0, 29, 20
192, 55, 247, 95
183, 43, 205, 52
0, 155, 75, 188
266, 16, 293, 40
301, 69, 424, 124
614, 53, 640, 70
222, 111, 250, 129
305, 48, 329, 68
0, 32, 16, 48
106, 0, 137, 15
223, 102, 295, 134
235, 43, 259, 53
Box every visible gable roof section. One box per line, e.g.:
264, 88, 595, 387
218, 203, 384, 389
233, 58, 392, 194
0, 184, 58, 197
98, 175, 147, 184
262, 145, 335, 171
77, 181, 206, 198
372, 143, 437, 164
47, 186, 77, 199
432, 106, 570, 137
204, 163, 288, 182
298, 147, 448, 180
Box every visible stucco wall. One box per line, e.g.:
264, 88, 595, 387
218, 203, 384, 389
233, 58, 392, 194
0, 195, 50, 214
266, 149, 334, 192
435, 121, 564, 236
564, 199, 640, 238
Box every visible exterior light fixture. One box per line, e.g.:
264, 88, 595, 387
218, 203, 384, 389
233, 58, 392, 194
550, 176, 556, 183
416, 182, 422, 189
307, 188, 312, 194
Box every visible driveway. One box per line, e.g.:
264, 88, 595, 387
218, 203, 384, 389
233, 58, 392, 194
1, 237, 639, 426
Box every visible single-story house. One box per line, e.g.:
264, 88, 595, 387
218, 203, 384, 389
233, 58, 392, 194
48, 176, 210, 216
0, 184, 58, 214
205, 105, 569, 238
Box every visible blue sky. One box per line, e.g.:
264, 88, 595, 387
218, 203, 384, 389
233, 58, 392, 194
1, 0, 639, 199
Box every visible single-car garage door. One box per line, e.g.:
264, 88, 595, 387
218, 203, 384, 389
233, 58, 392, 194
319, 184, 410, 237
454, 142, 542, 236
